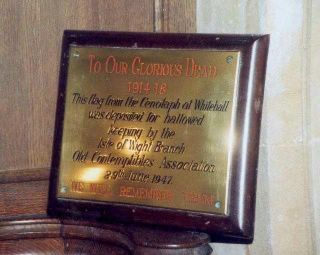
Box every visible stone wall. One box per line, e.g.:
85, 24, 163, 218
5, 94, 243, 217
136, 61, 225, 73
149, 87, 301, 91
197, 0, 319, 254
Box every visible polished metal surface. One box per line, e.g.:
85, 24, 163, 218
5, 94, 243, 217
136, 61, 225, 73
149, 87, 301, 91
57, 46, 240, 214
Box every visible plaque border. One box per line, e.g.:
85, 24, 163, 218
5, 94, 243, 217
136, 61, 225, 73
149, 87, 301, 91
48, 30, 269, 243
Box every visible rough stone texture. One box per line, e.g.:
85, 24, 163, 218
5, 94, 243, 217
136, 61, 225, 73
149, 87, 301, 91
197, 0, 317, 254
309, 1, 320, 254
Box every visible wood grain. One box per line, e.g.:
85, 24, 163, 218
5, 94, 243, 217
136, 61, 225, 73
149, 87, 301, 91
0, 0, 196, 178
0, 219, 61, 240
154, 0, 196, 32
0, 2, 201, 254
0, 0, 154, 172
64, 239, 130, 255
0, 0, 196, 173
0, 219, 211, 254
0, 238, 65, 255
0, 168, 49, 184
0, 180, 48, 219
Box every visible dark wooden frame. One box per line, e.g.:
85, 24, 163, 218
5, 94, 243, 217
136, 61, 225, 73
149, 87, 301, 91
48, 30, 269, 243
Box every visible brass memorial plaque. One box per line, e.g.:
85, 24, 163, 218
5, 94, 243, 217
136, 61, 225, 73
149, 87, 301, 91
57, 46, 239, 215
49, 31, 270, 242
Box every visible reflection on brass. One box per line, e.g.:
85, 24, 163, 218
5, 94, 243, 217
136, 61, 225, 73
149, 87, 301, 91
57, 46, 240, 215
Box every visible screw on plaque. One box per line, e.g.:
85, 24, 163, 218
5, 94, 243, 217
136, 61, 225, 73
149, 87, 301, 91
215, 201, 221, 209
73, 51, 80, 58
60, 186, 67, 193
226, 56, 233, 64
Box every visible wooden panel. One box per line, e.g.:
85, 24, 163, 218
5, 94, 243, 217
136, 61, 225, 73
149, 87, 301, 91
0, 238, 129, 255
155, 0, 196, 32
0, 1, 201, 253
0, 238, 64, 255
0, 0, 196, 174
0, 0, 154, 171
0, 168, 49, 184
0, 180, 48, 219
0, 0, 197, 216
0, 219, 211, 254
65, 239, 130, 255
